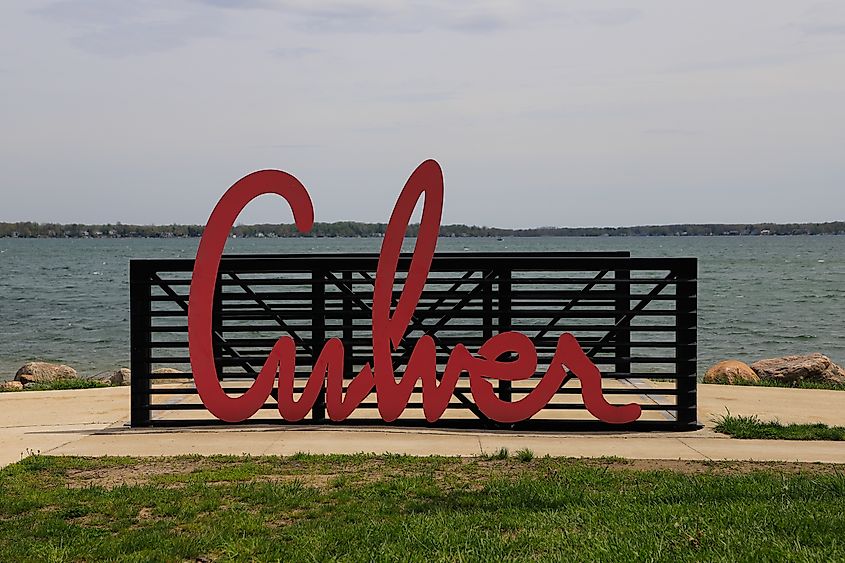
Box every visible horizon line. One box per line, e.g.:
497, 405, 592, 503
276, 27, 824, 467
2, 219, 845, 230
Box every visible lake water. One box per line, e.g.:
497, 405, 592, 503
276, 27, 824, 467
1, 236, 843, 380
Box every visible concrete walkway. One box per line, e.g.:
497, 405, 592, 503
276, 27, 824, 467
1, 384, 844, 467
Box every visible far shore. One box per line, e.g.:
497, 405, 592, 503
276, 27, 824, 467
3, 219, 845, 238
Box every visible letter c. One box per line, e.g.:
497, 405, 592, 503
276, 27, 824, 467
188, 170, 314, 422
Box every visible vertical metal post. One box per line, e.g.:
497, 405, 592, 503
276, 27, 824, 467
342, 270, 353, 380
675, 258, 698, 428
497, 267, 512, 402
311, 268, 327, 421
482, 270, 493, 343
129, 261, 152, 427
614, 262, 632, 378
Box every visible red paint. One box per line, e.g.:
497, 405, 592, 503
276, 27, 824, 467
188, 160, 642, 425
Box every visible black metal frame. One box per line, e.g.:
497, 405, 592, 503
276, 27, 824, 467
130, 251, 698, 430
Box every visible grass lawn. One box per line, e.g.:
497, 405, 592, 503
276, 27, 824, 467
754, 379, 845, 391
715, 413, 845, 440
0, 379, 110, 392
2, 455, 845, 561
720, 379, 845, 391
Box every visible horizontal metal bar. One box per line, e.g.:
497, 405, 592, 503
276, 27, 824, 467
141, 370, 683, 381
148, 323, 686, 333
151, 276, 692, 287
147, 400, 678, 411
148, 355, 680, 366
147, 385, 681, 397
133, 252, 692, 274
147, 338, 691, 349
138, 418, 693, 432
149, 308, 682, 321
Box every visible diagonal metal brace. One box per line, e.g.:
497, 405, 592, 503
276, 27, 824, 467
150, 273, 257, 377
226, 272, 314, 357
532, 270, 610, 341
585, 272, 676, 359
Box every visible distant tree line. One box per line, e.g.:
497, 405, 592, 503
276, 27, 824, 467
1, 220, 844, 238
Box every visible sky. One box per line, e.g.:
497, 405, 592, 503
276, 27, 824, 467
1, 1, 844, 228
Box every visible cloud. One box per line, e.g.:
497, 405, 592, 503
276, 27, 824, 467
377, 90, 456, 103
792, 3, 845, 37
446, 12, 507, 33
643, 128, 700, 137
799, 23, 845, 36
70, 18, 221, 57
32, 0, 223, 57
267, 46, 321, 59
249, 143, 324, 149
662, 53, 799, 74
199, 0, 640, 35
197, 0, 275, 9
574, 8, 641, 26
202, 0, 394, 32
32, 0, 643, 58
33, 0, 150, 26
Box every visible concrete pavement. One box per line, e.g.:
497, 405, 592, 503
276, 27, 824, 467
1, 384, 844, 467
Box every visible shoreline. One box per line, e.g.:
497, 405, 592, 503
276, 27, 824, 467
4, 224, 845, 238
5, 362, 845, 391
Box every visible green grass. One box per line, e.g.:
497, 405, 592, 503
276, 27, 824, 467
712, 378, 845, 391
714, 413, 845, 440
0, 379, 110, 392
2, 454, 845, 561
480, 446, 509, 460
515, 448, 535, 462
754, 378, 845, 391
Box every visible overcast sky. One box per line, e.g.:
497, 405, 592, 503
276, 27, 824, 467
1, 1, 844, 228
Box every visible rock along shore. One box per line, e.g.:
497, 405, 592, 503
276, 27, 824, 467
705, 353, 845, 386
1, 362, 187, 391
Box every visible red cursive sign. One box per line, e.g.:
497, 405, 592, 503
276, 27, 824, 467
188, 160, 642, 425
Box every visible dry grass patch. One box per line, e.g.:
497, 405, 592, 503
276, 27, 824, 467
59, 454, 845, 491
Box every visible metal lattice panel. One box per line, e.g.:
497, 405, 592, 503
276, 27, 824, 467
130, 251, 697, 430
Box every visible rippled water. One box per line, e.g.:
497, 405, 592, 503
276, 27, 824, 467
1, 236, 843, 379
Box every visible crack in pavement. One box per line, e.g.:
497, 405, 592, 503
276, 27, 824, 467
678, 438, 713, 461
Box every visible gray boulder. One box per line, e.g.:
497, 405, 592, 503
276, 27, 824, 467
750, 353, 845, 385
109, 368, 131, 385
14, 362, 78, 385
88, 368, 131, 386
